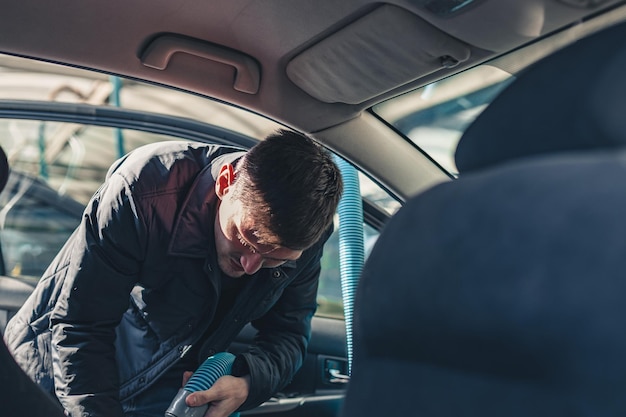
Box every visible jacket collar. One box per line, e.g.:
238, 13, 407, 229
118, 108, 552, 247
168, 151, 245, 257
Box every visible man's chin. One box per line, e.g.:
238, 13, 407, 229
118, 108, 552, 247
218, 258, 245, 278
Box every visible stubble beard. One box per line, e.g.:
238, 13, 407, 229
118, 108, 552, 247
217, 254, 245, 278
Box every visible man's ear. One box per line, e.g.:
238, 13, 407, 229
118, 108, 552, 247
215, 163, 236, 199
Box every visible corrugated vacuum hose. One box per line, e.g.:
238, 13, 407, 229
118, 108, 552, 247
165, 352, 240, 417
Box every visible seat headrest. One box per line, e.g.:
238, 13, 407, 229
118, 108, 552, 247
455, 21, 626, 174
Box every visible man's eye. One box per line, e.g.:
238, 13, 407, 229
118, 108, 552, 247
237, 233, 257, 254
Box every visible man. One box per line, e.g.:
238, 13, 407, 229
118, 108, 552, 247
4, 129, 343, 417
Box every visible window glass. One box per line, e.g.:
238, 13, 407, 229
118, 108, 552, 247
0, 121, 186, 280
373, 65, 514, 177
359, 172, 401, 216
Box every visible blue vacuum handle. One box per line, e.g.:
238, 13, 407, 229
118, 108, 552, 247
165, 352, 240, 417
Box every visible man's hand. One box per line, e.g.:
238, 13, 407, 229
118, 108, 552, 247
183, 372, 250, 417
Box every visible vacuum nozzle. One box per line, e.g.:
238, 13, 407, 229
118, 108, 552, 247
164, 352, 238, 417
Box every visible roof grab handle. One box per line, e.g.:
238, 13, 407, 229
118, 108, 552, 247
141, 34, 261, 94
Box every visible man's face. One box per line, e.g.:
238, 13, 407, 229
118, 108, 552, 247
214, 164, 302, 278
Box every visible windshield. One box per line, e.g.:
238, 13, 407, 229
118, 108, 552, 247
373, 65, 514, 177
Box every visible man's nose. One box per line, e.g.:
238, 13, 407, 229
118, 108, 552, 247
240, 253, 264, 275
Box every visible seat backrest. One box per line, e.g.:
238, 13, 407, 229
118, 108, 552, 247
340, 21, 626, 417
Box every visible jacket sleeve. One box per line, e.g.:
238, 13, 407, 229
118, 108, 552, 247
49, 172, 147, 417
234, 226, 333, 410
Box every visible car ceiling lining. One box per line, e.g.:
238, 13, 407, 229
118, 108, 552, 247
0, 0, 624, 134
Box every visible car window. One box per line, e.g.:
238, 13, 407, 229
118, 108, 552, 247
0, 55, 398, 320
373, 65, 515, 177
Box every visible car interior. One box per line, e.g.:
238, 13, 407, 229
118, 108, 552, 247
0, 0, 625, 416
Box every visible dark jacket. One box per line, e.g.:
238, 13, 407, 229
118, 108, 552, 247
4, 141, 328, 417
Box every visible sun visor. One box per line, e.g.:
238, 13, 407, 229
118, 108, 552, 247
286, 4, 471, 104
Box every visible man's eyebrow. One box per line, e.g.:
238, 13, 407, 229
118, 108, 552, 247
241, 229, 301, 262
238, 230, 273, 254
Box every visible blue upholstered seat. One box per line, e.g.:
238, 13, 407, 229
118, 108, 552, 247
341, 21, 626, 417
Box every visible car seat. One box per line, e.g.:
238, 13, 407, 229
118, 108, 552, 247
340, 20, 626, 417
0, 145, 66, 417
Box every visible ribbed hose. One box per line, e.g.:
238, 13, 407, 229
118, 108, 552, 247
165, 352, 240, 417
333, 155, 365, 375
184, 352, 236, 392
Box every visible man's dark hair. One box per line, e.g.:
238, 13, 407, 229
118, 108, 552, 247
231, 129, 343, 250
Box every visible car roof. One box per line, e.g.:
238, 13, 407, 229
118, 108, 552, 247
1, 0, 625, 200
